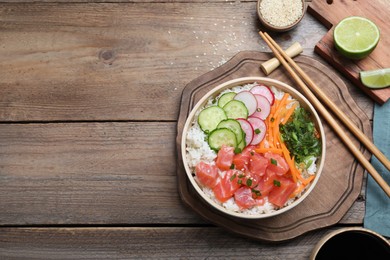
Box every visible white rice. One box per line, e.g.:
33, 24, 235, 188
185, 82, 317, 215
185, 122, 217, 169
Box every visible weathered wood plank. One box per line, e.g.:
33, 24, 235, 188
0, 122, 203, 225
1, 2, 371, 122
0, 226, 352, 259
0, 122, 364, 225
0, 0, 253, 3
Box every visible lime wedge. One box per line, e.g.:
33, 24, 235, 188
360, 68, 390, 89
334, 16, 380, 60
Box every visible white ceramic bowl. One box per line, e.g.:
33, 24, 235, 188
181, 77, 326, 219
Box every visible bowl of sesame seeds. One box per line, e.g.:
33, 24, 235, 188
257, 0, 306, 32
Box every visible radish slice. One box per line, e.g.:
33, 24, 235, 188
234, 91, 257, 116
247, 116, 266, 145
252, 94, 271, 120
237, 118, 253, 146
250, 84, 275, 105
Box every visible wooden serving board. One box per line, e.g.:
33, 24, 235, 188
176, 51, 371, 242
308, 0, 390, 105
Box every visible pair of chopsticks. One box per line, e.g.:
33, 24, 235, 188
259, 31, 390, 197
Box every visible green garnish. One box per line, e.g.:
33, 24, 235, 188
254, 128, 261, 134
246, 179, 253, 187
280, 107, 321, 163
273, 180, 281, 187
271, 158, 277, 165
252, 189, 261, 197
230, 163, 235, 169
238, 179, 243, 185
230, 173, 236, 181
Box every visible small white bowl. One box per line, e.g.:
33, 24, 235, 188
181, 77, 326, 219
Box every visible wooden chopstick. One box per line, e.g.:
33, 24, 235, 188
262, 33, 390, 172
259, 31, 390, 197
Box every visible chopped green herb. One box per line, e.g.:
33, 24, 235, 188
304, 157, 314, 169
246, 179, 253, 187
238, 173, 245, 178
230, 164, 235, 169
252, 189, 261, 197
230, 173, 236, 181
280, 107, 321, 163
271, 158, 278, 165
234, 147, 242, 154
238, 179, 243, 185
273, 180, 281, 187
254, 128, 261, 134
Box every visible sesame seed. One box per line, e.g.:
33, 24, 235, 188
260, 0, 303, 27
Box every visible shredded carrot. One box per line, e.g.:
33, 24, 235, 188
258, 137, 266, 149
290, 184, 305, 198
275, 93, 289, 112
268, 121, 274, 148
272, 98, 279, 114
297, 174, 315, 186
280, 102, 298, 125
290, 174, 315, 198
281, 142, 298, 183
274, 107, 285, 124
273, 120, 281, 148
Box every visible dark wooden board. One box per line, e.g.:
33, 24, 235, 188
308, 0, 390, 105
176, 51, 371, 242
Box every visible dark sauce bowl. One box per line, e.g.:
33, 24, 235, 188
310, 227, 390, 260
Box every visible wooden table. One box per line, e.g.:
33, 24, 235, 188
0, 1, 378, 259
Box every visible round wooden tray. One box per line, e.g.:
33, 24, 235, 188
176, 51, 371, 242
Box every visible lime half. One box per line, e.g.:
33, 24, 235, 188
360, 68, 390, 89
334, 16, 380, 60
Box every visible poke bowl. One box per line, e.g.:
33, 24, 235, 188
181, 77, 326, 219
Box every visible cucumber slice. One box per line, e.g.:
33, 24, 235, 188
223, 100, 248, 119
218, 92, 236, 108
197, 106, 227, 133
236, 139, 246, 153
217, 119, 244, 145
208, 128, 237, 151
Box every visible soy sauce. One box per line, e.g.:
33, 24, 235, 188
315, 231, 390, 260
